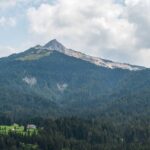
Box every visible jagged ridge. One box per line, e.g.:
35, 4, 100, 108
18, 39, 145, 71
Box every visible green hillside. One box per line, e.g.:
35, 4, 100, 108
0, 47, 149, 121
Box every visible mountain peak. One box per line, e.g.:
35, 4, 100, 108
45, 39, 58, 45
43, 39, 66, 52
16, 39, 145, 71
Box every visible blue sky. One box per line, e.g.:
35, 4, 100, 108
0, 0, 150, 67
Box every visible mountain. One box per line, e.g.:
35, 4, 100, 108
16, 39, 144, 70
0, 39, 149, 120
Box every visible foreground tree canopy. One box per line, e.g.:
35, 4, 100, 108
0, 116, 149, 150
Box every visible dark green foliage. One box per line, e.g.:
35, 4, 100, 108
0, 49, 149, 119
0, 117, 149, 150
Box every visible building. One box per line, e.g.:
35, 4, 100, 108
27, 124, 36, 129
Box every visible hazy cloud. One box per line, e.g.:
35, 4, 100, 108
0, 46, 16, 57
0, 16, 16, 27
0, 0, 17, 9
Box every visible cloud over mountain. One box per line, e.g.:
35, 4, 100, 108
27, 0, 150, 67
0, 0, 150, 67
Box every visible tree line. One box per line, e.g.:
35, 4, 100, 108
0, 116, 149, 150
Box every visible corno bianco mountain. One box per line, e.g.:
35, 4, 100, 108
0, 39, 149, 120
17, 39, 145, 70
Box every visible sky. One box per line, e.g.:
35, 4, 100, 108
0, 0, 150, 67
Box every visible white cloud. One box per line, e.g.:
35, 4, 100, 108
0, 0, 17, 9
125, 0, 150, 49
125, 0, 142, 6
136, 49, 150, 67
0, 46, 16, 57
0, 17, 16, 27
1, 0, 150, 67
0, 0, 48, 10
27, 0, 149, 66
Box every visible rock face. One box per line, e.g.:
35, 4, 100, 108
43, 39, 67, 53
39, 39, 145, 71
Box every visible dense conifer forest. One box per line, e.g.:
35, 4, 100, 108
0, 115, 149, 150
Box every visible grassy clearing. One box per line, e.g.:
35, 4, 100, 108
0, 124, 37, 135
17, 51, 51, 61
